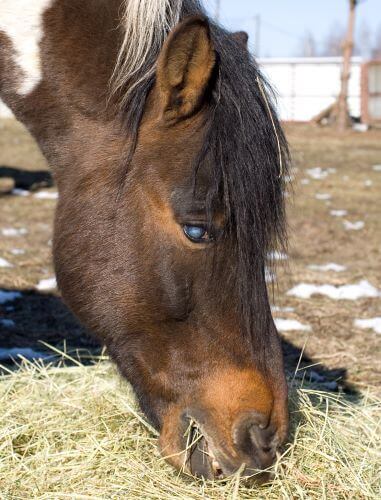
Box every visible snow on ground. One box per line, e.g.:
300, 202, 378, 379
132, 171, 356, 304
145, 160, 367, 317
271, 306, 295, 313
330, 210, 347, 217
10, 248, 25, 255
34, 191, 58, 200
372, 165, 381, 172
308, 263, 346, 272
0, 319, 15, 328
354, 318, 381, 334
36, 277, 57, 291
315, 193, 331, 200
0, 290, 22, 304
343, 220, 364, 231
267, 251, 288, 261
364, 180, 373, 187
306, 167, 336, 180
300, 178, 310, 185
265, 268, 276, 283
306, 167, 328, 180
1, 227, 28, 236
274, 318, 311, 332
11, 188, 30, 197
288, 280, 380, 300
0, 347, 49, 362
0, 257, 13, 268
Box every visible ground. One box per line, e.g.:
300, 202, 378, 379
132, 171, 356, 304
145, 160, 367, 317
0, 119, 380, 393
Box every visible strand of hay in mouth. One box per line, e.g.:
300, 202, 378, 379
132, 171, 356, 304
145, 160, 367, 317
0, 358, 380, 499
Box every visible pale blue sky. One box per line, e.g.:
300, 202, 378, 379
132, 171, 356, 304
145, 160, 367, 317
204, 0, 381, 57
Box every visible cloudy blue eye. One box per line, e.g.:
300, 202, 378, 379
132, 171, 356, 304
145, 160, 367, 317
183, 224, 210, 243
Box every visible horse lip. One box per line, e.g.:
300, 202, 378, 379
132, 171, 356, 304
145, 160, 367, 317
181, 412, 229, 478
182, 411, 243, 479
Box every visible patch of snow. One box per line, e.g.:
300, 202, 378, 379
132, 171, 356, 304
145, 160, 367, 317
265, 268, 276, 283
0, 319, 16, 328
300, 178, 310, 185
343, 220, 364, 231
271, 306, 295, 313
34, 191, 58, 200
0, 347, 49, 362
36, 277, 57, 291
330, 210, 347, 217
306, 167, 329, 180
275, 318, 311, 332
372, 165, 381, 172
0, 257, 13, 268
1, 228, 28, 237
10, 248, 25, 255
11, 188, 30, 197
0, 290, 22, 305
287, 280, 380, 300
353, 123, 369, 133
364, 180, 373, 187
308, 263, 346, 272
315, 193, 331, 200
267, 251, 288, 261
354, 318, 381, 334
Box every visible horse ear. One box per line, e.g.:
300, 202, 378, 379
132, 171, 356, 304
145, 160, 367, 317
156, 16, 215, 122
232, 31, 249, 49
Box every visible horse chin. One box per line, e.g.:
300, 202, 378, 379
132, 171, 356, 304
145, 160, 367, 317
186, 433, 274, 484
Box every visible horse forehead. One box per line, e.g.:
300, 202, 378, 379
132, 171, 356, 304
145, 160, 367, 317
0, 0, 54, 96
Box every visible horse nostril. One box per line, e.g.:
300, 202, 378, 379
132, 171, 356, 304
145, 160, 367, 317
233, 411, 276, 470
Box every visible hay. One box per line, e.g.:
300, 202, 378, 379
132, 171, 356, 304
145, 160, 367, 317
0, 358, 380, 499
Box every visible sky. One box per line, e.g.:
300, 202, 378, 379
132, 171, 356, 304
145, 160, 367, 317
203, 0, 381, 57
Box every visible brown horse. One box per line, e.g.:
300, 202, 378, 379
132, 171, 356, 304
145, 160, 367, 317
0, 0, 290, 481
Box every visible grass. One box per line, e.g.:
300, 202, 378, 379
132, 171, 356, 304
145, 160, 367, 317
0, 357, 380, 499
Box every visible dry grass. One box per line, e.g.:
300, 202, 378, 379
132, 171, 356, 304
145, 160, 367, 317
0, 357, 380, 499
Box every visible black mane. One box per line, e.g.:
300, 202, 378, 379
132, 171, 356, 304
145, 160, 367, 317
118, 0, 289, 354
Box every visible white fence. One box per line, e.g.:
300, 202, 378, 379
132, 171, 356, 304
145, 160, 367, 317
258, 57, 363, 122
0, 57, 364, 122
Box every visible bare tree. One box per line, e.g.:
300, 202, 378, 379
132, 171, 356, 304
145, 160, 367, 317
321, 22, 346, 56
337, 0, 358, 132
371, 24, 381, 59
215, 0, 221, 22
298, 31, 318, 57
355, 21, 372, 58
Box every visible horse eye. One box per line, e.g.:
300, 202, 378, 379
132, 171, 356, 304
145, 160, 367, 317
183, 225, 211, 243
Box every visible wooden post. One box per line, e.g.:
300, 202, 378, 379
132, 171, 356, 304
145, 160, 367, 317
337, 0, 357, 132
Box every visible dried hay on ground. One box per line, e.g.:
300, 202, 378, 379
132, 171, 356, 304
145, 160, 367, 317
0, 358, 380, 499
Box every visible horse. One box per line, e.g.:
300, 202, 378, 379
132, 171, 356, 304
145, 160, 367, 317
0, 0, 290, 481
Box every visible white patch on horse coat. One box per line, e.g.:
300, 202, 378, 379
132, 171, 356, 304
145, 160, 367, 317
0, 0, 53, 95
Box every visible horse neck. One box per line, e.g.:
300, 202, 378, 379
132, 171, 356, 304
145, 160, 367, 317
0, 0, 124, 166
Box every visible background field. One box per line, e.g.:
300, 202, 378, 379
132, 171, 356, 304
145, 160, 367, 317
1, 119, 380, 392
1, 119, 381, 498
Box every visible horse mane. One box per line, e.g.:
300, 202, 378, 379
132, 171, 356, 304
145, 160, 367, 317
111, 0, 201, 104
113, 0, 289, 351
